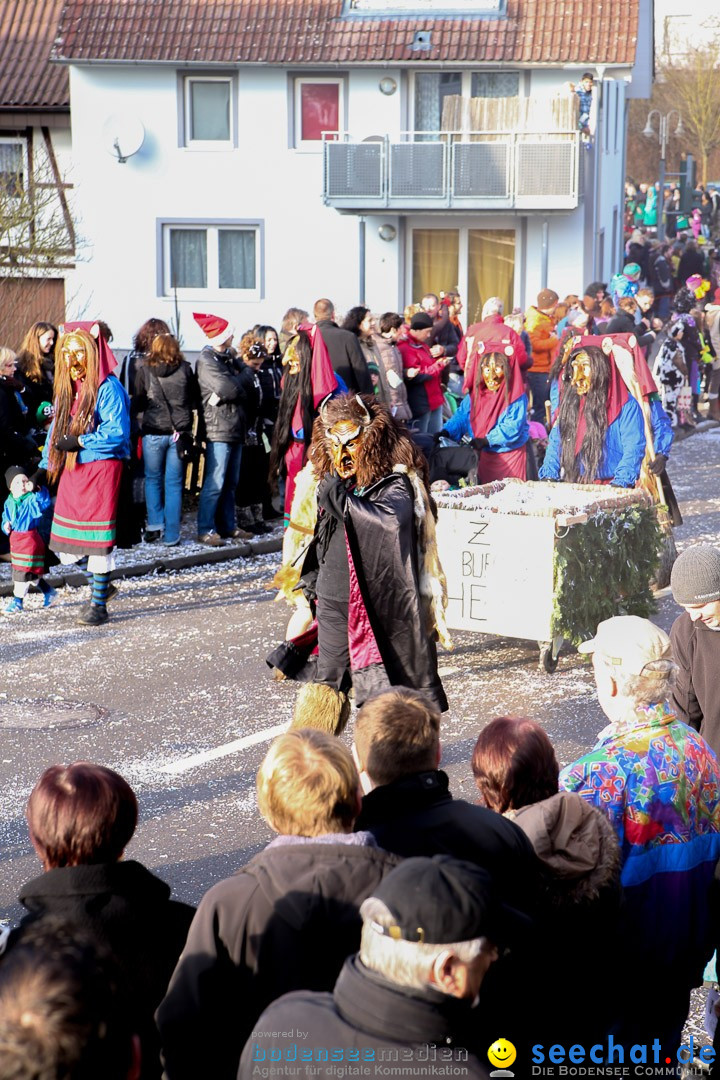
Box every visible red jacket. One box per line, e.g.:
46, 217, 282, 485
397, 337, 446, 412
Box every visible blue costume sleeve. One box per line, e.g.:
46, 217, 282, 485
649, 394, 673, 457
538, 421, 562, 479
549, 378, 560, 414
609, 396, 646, 487
77, 377, 131, 461
443, 395, 472, 441
1, 500, 11, 534
29, 488, 52, 517
39, 421, 55, 469
487, 395, 529, 451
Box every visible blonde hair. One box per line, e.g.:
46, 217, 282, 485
0, 347, 17, 372
256, 728, 359, 836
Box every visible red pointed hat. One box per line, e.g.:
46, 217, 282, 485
193, 312, 235, 347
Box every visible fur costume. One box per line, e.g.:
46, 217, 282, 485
268, 395, 450, 722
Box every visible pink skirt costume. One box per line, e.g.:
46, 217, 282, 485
476, 444, 527, 484
50, 459, 123, 558
10, 530, 46, 582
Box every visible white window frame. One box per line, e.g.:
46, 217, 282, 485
158, 219, 263, 301
293, 77, 344, 151
183, 75, 235, 150
0, 136, 29, 198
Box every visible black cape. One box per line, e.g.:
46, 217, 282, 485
269, 471, 447, 711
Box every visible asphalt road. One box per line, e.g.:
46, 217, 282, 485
0, 424, 718, 932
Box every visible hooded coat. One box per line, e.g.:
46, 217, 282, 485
238, 956, 491, 1079
14, 861, 195, 1080
157, 837, 400, 1080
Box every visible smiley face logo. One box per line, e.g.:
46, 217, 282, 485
488, 1039, 517, 1072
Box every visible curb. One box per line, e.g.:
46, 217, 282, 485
1, 418, 716, 600
0, 536, 283, 598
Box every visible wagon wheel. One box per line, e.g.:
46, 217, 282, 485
538, 635, 564, 674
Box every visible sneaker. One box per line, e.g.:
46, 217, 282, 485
224, 527, 253, 541
77, 603, 108, 626
144, 529, 162, 543
42, 587, 58, 608
162, 537, 181, 547
197, 532, 226, 547
3, 597, 23, 615
251, 521, 273, 535
106, 582, 119, 602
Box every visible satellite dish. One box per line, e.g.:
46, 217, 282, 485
101, 113, 145, 163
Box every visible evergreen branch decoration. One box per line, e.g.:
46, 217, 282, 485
551, 506, 662, 645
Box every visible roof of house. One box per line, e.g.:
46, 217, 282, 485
0, 0, 69, 110
53, 0, 640, 67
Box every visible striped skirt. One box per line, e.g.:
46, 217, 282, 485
10, 529, 46, 582
50, 459, 123, 557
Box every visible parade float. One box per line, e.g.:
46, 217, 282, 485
434, 478, 662, 672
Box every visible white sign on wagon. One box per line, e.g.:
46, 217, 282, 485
435, 508, 556, 642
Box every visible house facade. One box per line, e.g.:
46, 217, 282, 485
0, 0, 73, 348
54, 0, 653, 353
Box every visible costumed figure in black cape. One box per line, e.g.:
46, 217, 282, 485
268, 393, 450, 734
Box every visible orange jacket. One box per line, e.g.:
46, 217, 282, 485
525, 307, 559, 374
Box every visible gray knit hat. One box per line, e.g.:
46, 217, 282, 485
670, 544, 720, 606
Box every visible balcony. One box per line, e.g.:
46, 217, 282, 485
322, 130, 582, 212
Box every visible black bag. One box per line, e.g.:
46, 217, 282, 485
175, 430, 200, 463
150, 373, 200, 464
429, 443, 477, 486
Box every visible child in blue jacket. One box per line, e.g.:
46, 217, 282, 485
2, 465, 56, 614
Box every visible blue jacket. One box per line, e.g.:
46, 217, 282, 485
2, 488, 51, 535
443, 393, 529, 452
649, 393, 673, 457
41, 376, 131, 468
550, 381, 672, 459
539, 394, 646, 487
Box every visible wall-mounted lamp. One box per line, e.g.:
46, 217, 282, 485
378, 77, 398, 96
378, 224, 397, 242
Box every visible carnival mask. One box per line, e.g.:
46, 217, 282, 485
61, 334, 87, 381
328, 419, 365, 480
570, 352, 592, 396
481, 354, 504, 392
282, 343, 300, 377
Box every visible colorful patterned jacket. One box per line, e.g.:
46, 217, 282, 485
560, 702, 720, 982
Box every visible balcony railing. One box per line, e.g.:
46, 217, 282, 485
322, 131, 582, 211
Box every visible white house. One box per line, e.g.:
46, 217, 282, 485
53, 0, 654, 354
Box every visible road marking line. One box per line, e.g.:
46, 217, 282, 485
160, 723, 288, 775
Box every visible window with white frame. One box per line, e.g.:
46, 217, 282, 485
160, 221, 262, 298
0, 138, 26, 198
183, 76, 234, 147
293, 78, 343, 147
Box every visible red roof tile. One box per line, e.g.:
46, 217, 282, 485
0, 0, 68, 110
53, 0, 639, 67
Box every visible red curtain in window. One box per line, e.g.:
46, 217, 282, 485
301, 83, 339, 141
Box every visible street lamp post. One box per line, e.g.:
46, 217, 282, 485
642, 109, 684, 242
